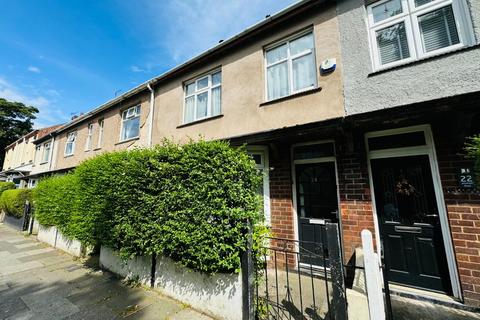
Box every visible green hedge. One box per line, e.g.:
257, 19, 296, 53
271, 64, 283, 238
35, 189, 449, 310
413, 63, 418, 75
33, 140, 263, 273
0, 189, 31, 218
0, 181, 15, 195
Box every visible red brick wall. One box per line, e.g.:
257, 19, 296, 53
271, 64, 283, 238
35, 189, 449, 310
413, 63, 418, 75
434, 128, 480, 307
336, 138, 376, 263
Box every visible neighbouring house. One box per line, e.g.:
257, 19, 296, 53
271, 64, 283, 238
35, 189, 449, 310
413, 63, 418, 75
15, 0, 480, 308
1, 125, 61, 188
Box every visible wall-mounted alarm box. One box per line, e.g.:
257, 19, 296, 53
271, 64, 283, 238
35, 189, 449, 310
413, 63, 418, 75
320, 58, 336, 74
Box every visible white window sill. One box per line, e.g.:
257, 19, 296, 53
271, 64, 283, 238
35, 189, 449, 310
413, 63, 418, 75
370, 43, 479, 76
260, 87, 322, 107
115, 136, 140, 145
177, 114, 224, 128
64, 154, 74, 158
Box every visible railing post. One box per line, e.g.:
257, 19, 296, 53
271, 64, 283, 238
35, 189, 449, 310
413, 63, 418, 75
241, 220, 255, 320
326, 222, 348, 320
362, 229, 386, 320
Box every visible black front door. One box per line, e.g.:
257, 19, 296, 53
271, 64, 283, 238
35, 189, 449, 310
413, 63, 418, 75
371, 155, 452, 293
296, 162, 339, 266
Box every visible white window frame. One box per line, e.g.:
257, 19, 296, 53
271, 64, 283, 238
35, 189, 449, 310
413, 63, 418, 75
85, 123, 94, 151
42, 142, 51, 163
183, 70, 222, 124
264, 29, 318, 102
367, 0, 475, 70
34, 145, 41, 165
120, 105, 141, 142
64, 132, 77, 156
97, 119, 104, 149
247, 146, 271, 225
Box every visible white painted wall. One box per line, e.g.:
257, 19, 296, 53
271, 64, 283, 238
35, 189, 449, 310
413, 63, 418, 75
37, 224, 84, 257
99, 246, 151, 286
154, 255, 243, 320
98, 246, 244, 320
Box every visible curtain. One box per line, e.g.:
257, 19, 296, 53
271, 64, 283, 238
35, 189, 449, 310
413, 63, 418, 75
196, 92, 208, 119
419, 5, 459, 53
293, 53, 315, 91
122, 117, 140, 140
267, 62, 289, 100
212, 87, 221, 116
184, 96, 195, 123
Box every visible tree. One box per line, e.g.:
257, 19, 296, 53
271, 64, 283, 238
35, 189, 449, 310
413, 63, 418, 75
0, 98, 38, 168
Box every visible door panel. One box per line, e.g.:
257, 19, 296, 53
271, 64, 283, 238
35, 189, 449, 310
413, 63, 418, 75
295, 162, 338, 266
371, 155, 452, 293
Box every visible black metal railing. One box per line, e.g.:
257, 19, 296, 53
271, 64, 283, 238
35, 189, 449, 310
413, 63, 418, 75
253, 223, 347, 320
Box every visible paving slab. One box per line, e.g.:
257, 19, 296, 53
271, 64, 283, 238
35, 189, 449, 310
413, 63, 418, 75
0, 224, 213, 320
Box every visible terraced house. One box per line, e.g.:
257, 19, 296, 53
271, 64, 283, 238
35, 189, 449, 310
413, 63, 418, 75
19, 0, 480, 308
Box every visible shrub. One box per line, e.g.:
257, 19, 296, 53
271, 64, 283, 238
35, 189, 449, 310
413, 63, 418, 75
465, 135, 480, 185
0, 181, 15, 195
32, 140, 263, 274
33, 174, 80, 236
0, 189, 32, 218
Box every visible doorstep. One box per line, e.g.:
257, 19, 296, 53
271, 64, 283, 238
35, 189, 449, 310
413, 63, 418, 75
389, 283, 480, 313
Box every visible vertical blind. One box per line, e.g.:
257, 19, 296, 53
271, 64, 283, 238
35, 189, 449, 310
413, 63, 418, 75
419, 5, 460, 53
377, 22, 410, 65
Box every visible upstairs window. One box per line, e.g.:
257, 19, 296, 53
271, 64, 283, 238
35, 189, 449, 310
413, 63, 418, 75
265, 30, 317, 101
97, 119, 104, 149
42, 142, 51, 163
367, 0, 474, 70
64, 132, 76, 156
34, 145, 41, 164
85, 123, 93, 151
121, 105, 140, 141
184, 70, 222, 124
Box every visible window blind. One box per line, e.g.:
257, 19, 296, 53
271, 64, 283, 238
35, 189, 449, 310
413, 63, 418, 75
377, 22, 410, 64
419, 5, 460, 53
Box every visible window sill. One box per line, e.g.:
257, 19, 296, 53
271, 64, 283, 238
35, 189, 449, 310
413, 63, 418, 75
259, 87, 322, 107
368, 43, 480, 77
93, 147, 102, 151
39, 162, 49, 165
64, 154, 74, 158
177, 114, 224, 128
115, 137, 140, 145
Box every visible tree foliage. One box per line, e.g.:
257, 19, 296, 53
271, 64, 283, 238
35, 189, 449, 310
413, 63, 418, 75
0, 189, 32, 218
0, 98, 39, 167
0, 181, 15, 194
33, 140, 264, 273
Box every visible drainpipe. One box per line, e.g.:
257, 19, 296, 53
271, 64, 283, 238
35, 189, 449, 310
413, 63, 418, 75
147, 82, 155, 147
48, 134, 56, 171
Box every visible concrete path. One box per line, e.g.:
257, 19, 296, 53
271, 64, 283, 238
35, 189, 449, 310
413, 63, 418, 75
0, 224, 213, 320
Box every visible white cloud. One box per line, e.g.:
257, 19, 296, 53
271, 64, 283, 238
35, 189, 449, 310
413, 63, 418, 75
125, 0, 296, 68
0, 77, 68, 128
27, 66, 41, 73
130, 65, 146, 73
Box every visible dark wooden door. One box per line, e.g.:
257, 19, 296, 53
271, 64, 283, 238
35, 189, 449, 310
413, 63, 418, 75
295, 162, 339, 266
371, 155, 452, 293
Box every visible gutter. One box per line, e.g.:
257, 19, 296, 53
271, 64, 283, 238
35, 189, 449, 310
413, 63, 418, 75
147, 82, 155, 147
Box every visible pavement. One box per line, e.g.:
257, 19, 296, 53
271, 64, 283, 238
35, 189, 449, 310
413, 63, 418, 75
0, 224, 213, 320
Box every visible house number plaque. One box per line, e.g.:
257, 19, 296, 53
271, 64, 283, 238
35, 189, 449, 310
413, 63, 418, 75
458, 168, 475, 189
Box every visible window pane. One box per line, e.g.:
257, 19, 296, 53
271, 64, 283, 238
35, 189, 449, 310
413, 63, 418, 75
292, 53, 315, 91
419, 5, 459, 53
267, 61, 289, 100
184, 96, 195, 123
415, 0, 433, 7
266, 43, 288, 65
293, 143, 335, 160
212, 72, 221, 86
197, 77, 208, 90
196, 91, 208, 119
372, 0, 403, 23
376, 22, 410, 65
186, 83, 195, 95
122, 117, 140, 140
211, 86, 221, 116
290, 33, 314, 56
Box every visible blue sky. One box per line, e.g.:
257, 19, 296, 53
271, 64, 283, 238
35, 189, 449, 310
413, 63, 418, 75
0, 0, 296, 128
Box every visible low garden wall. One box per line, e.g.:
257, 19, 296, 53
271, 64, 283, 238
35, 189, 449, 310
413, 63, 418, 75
37, 225, 84, 257
99, 246, 243, 320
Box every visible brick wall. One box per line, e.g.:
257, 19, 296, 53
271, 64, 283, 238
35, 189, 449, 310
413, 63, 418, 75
434, 126, 480, 307
336, 136, 376, 263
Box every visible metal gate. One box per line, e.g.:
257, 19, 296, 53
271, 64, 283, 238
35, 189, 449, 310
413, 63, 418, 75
253, 223, 347, 320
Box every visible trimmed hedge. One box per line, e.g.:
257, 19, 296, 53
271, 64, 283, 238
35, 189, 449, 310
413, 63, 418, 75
33, 140, 263, 273
0, 181, 15, 195
0, 189, 31, 218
